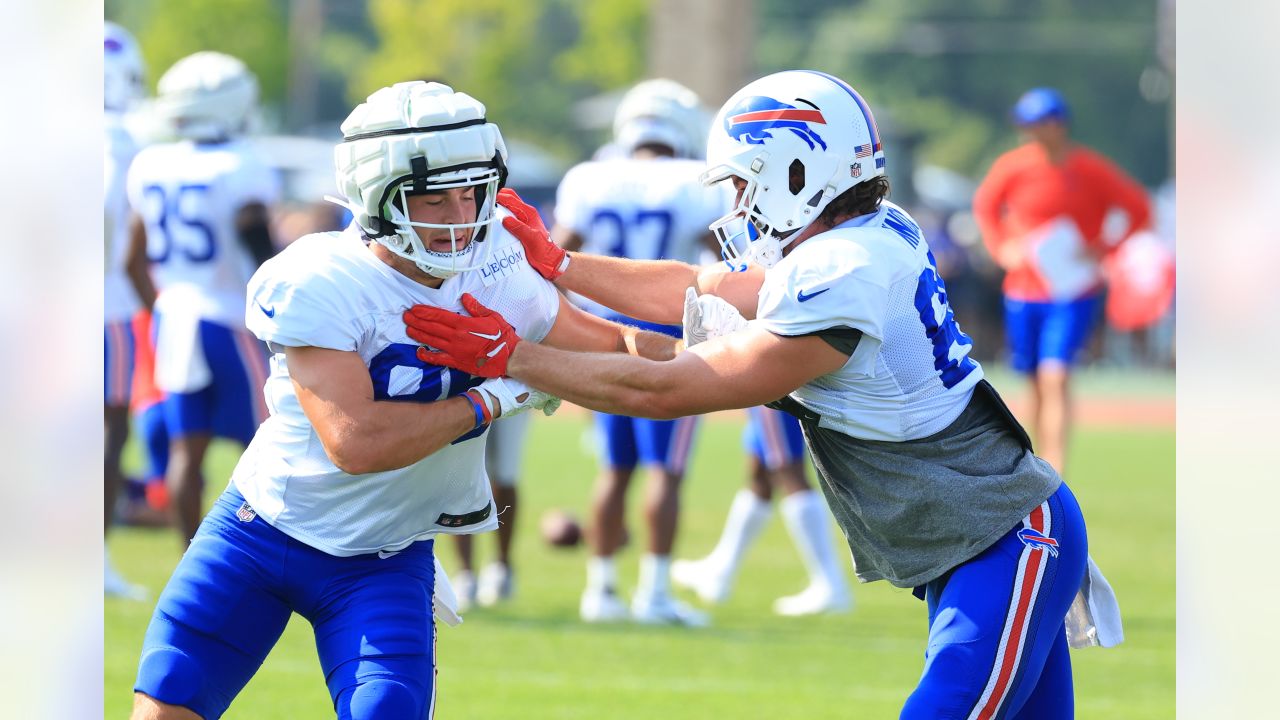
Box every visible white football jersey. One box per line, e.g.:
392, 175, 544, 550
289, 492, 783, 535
232, 219, 560, 557
126, 139, 279, 326
755, 201, 984, 441
104, 114, 140, 322
556, 157, 729, 316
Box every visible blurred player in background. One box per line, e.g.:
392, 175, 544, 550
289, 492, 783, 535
451, 410, 531, 611
117, 310, 171, 529
126, 52, 280, 546
672, 406, 851, 616
551, 79, 725, 626
413, 70, 1095, 717
104, 21, 150, 600
132, 81, 691, 720
973, 87, 1151, 474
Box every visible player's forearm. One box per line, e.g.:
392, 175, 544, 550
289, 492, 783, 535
126, 258, 157, 310
126, 215, 157, 310
559, 253, 697, 325
618, 326, 681, 361
508, 341, 692, 419
331, 396, 479, 474
1118, 182, 1153, 241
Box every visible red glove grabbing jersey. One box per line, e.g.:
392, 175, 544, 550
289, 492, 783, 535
497, 188, 568, 281
404, 293, 521, 379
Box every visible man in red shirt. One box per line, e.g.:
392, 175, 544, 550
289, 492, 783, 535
973, 88, 1150, 474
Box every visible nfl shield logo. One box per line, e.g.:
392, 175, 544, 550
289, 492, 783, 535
851, 162, 862, 178
236, 502, 257, 523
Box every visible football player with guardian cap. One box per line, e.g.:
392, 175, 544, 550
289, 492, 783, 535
408, 70, 1097, 717
125, 51, 280, 549
131, 81, 689, 720
552, 78, 724, 626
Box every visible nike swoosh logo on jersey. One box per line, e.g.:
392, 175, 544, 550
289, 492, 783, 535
257, 302, 276, 318
471, 330, 502, 341
485, 342, 508, 358
796, 287, 830, 303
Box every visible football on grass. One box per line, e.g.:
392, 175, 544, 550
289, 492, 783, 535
540, 509, 582, 548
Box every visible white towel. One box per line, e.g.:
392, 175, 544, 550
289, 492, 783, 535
1065, 555, 1124, 649
432, 555, 464, 627
154, 307, 212, 394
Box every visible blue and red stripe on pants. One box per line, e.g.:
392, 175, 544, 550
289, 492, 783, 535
902, 482, 1087, 719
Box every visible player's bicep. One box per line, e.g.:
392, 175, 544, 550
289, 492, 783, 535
285, 345, 373, 441
659, 326, 847, 413
696, 264, 764, 319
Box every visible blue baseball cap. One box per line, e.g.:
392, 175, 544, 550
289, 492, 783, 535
1012, 87, 1070, 126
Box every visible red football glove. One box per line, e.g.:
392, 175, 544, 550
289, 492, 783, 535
497, 188, 569, 281
404, 293, 521, 378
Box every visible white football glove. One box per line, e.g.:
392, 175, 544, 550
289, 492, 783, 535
473, 376, 561, 419
682, 287, 749, 348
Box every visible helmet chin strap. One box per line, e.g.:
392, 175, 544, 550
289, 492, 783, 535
747, 218, 805, 269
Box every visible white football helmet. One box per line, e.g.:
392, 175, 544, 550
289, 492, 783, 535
104, 22, 145, 112
702, 70, 886, 268
613, 78, 707, 159
154, 51, 258, 142
332, 81, 508, 280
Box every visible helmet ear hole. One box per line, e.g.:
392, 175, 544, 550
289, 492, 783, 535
788, 159, 805, 195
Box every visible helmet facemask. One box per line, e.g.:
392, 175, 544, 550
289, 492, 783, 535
701, 148, 835, 270
706, 173, 790, 270
376, 162, 504, 280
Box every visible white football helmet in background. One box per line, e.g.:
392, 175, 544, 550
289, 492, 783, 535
104, 22, 145, 113
154, 51, 258, 142
702, 70, 886, 268
332, 81, 509, 280
612, 78, 708, 159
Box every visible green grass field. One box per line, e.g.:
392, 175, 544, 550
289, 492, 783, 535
105, 407, 1174, 718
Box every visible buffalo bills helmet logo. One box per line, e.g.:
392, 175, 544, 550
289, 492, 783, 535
1016, 528, 1060, 557
724, 96, 828, 151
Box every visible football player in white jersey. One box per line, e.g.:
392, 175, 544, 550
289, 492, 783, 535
125, 52, 279, 547
552, 79, 725, 625
410, 71, 1095, 718
132, 81, 688, 720
104, 21, 150, 599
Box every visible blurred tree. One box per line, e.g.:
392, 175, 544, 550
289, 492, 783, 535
357, 0, 648, 160
132, 0, 290, 107
554, 0, 647, 89
756, 0, 1170, 186
354, 0, 538, 105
